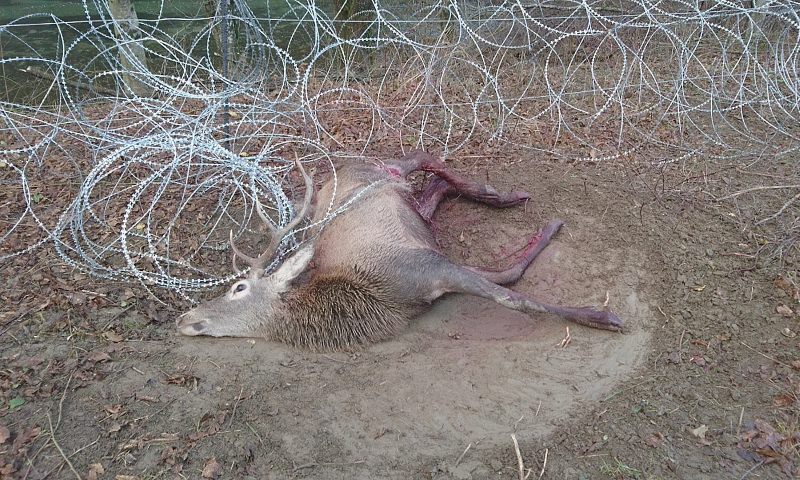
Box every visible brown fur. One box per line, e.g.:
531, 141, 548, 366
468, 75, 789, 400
268, 266, 422, 351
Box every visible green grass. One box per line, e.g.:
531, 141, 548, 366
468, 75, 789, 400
600, 457, 642, 479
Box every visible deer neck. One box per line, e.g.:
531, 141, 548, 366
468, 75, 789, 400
265, 268, 415, 351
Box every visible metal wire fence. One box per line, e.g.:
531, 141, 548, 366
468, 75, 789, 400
0, 0, 797, 298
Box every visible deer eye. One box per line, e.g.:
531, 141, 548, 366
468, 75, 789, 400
233, 283, 247, 293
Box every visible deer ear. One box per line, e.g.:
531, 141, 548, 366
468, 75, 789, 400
272, 244, 315, 288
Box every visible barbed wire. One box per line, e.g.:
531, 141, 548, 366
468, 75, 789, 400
0, 0, 798, 297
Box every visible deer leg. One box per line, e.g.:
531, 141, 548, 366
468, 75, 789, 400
466, 220, 563, 285
416, 176, 455, 222
420, 161, 530, 208
393, 150, 530, 208
432, 259, 623, 331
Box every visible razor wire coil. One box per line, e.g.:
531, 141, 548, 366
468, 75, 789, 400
0, 0, 798, 298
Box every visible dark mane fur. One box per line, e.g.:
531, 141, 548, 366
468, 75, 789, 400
269, 266, 421, 351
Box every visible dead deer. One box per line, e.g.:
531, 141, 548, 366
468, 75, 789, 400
177, 150, 623, 350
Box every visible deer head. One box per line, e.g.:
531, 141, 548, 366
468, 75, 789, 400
176, 158, 314, 337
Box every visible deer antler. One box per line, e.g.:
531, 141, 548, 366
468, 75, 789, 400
230, 156, 314, 276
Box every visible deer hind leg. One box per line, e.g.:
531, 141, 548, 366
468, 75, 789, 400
466, 220, 563, 285
431, 257, 623, 331
393, 150, 530, 210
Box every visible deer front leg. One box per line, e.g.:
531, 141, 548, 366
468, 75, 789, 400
416, 176, 454, 222
433, 259, 623, 331
465, 220, 563, 285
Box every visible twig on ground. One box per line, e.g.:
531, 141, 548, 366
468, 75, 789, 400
557, 327, 571, 348
740, 341, 791, 369
511, 434, 531, 480
293, 460, 366, 472
132, 398, 177, 424
322, 354, 357, 365
755, 191, 800, 225
228, 386, 245, 428
718, 184, 800, 200
0, 304, 42, 338
39, 435, 100, 480
739, 460, 766, 480
102, 305, 135, 331
454, 443, 471, 467
514, 415, 525, 431
245, 422, 265, 447
22, 438, 53, 480
539, 448, 548, 478
736, 406, 744, 437
56, 372, 74, 431
46, 413, 82, 480
603, 376, 659, 402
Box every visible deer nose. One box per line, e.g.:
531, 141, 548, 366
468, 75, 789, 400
176, 313, 209, 336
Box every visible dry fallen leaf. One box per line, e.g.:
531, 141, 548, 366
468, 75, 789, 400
202, 457, 222, 479
12, 427, 41, 448
87, 350, 111, 363
67, 292, 87, 306
777, 304, 794, 317
666, 351, 681, 364
774, 276, 800, 300
87, 463, 104, 480
690, 354, 708, 368
738, 418, 797, 476
103, 331, 124, 343
691, 424, 709, 441
645, 432, 664, 448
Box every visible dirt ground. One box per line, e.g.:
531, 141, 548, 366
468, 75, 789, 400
1, 153, 798, 480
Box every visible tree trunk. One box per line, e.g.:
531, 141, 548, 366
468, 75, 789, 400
107, 0, 152, 96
